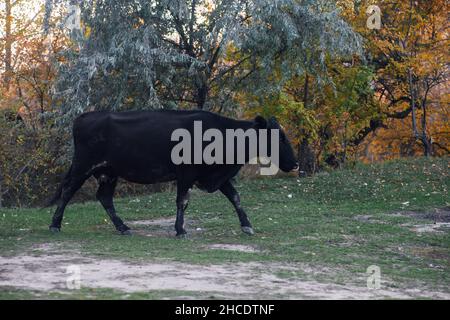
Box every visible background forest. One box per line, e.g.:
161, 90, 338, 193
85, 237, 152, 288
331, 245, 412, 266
0, 0, 448, 207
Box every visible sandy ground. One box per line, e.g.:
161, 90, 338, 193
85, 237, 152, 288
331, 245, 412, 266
1, 245, 449, 299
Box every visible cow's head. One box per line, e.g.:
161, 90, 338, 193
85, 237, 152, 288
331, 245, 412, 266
254, 116, 299, 173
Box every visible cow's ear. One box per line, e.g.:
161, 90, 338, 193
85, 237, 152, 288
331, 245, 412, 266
254, 116, 267, 129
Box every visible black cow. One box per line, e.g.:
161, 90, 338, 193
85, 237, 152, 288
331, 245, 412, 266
48, 110, 298, 237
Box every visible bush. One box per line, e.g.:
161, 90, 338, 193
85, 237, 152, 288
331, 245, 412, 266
0, 111, 172, 208
0, 110, 70, 207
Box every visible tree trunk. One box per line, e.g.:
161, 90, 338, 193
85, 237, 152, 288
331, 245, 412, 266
298, 137, 315, 176
408, 69, 433, 157
4, 0, 13, 89
420, 96, 432, 157
297, 73, 316, 176
196, 84, 208, 109
408, 69, 419, 140
420, 136, 432, 156
0, 168, 3, 208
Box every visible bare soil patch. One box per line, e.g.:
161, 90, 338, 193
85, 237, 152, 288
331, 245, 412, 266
358, 208, 450, 234
206, 244, 260, 253
410, 222, 450, 233
394, 207, 450, 223
1, 247, 449, 299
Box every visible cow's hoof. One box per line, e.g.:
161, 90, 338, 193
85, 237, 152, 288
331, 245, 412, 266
120, 229, 132, 236
176, 233, 187, 239
117, 224, 131, 235
241, 226, 254, 235
49, 226, 60, 233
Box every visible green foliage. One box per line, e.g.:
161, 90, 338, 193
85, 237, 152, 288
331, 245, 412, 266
45, 0, 362, 121
253, 92, 321, 142
245, 62, 377, 169
323, 64, 378, 140
0, 112, 67, 207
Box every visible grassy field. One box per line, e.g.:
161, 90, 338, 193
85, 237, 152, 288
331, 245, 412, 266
0, 157, 449, 299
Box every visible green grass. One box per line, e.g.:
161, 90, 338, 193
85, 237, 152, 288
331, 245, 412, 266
0, 287, 216, 300
0, 156, 449, 299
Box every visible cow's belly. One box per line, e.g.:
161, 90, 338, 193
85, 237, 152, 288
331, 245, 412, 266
107, 151, 176, 184
115, 164, 177, 184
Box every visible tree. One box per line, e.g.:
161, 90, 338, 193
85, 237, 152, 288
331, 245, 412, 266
3, 0, 12, 89
44, 0, 362, 121
242, 60, 376, 174
0, 0, 67, 207
1, 0, 48, 89
347, 0, 449, 157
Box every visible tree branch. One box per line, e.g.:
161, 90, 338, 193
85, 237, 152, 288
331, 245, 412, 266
432, 142, 450, 154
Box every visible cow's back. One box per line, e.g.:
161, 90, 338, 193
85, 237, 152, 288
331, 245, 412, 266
71, 110, 247, 185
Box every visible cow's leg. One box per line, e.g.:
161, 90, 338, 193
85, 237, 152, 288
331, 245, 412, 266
49, 158, 95, 232
49, 176, 86, 233
175, 183, 191, 238
95, 174, 131, 235
219, 180, 254, 235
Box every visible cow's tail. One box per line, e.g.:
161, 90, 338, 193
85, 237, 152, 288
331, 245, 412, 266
44, 165, 73, 208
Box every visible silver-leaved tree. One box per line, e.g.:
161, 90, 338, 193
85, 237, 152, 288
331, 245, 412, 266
44, 0, 363, 119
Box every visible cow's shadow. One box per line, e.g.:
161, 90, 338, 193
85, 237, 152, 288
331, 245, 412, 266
127, 217, 205, 238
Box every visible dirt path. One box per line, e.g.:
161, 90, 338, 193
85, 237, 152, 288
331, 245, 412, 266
1, 246, 449, 299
